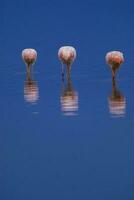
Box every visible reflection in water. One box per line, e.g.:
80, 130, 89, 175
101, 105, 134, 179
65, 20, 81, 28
24, 72, 39, 104
108, 80, 126, 118
60, 77, 78, 116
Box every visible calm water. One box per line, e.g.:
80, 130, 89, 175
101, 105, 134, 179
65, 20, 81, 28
1, 0, 133, 199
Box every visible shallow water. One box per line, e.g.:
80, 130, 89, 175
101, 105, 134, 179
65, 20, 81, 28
1, 0, 133, 199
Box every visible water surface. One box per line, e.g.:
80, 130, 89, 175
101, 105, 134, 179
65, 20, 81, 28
1, 0, 133, 199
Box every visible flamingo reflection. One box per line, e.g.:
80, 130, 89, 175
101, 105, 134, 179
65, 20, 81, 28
60, 76, 78, 116
108, 80, 126, 117
24, 72, 39, 104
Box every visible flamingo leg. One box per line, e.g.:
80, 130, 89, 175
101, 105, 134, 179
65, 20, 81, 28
61, 63, 64, 81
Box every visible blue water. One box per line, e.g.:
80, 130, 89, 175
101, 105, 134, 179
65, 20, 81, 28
0, 0, 133, 199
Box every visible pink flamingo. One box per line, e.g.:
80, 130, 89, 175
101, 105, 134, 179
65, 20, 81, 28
22, 48, 37, 73
58, 46, 76, 79
106, 51, 124, 81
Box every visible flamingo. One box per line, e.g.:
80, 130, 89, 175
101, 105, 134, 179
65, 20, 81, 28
58, 46, 76, 79
22, 48, 37, 73
106, 51, 124, 81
